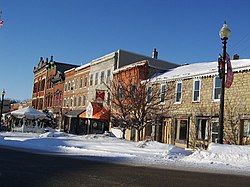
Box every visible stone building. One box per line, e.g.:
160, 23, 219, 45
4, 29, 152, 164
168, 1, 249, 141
150, 58, 250, 148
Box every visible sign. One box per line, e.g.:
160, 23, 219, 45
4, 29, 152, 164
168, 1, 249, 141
96, 89, 105, 101
86, 102, 93, 118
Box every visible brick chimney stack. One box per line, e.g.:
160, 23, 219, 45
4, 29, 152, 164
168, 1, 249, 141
152, 48, 158, 59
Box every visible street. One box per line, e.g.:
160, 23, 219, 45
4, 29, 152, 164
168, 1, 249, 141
0, 147, 249, 187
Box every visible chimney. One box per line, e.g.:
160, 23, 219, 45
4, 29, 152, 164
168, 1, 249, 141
50, 55, 54, 62
233, 54, 239, 60
40, 57, 43, 62
152, 48, 158, 59
46, 57, 49, 63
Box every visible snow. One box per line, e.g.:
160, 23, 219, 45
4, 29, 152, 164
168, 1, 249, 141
152, 59, 250, 82
0, 132, 249, 176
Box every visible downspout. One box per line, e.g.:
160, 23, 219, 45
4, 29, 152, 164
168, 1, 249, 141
186, 116, 190, 148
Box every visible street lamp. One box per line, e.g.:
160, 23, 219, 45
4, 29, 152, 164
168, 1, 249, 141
0, 89, 6, 128
218, 22, 231, 144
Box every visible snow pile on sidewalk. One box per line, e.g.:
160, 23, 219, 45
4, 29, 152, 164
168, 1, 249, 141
181, 143, 250, 173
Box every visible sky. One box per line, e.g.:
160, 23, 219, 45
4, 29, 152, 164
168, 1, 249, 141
0, 0, 250, 100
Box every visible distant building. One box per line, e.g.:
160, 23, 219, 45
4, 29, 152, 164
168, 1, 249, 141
32, 56, 78, 127
0, 99, 11, 113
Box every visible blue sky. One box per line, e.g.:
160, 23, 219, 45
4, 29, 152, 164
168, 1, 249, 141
0, 0, 250, 100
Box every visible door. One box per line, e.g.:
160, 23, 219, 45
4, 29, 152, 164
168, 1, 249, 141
164, 118, 172, 144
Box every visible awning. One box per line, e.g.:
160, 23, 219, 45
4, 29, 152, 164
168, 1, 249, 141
79, 102, 110, 121
64, 109, 85, 118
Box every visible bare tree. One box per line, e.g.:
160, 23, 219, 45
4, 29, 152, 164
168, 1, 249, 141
106, 78, 175, 141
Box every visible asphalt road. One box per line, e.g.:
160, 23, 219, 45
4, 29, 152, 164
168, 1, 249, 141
0, 147, 249, 187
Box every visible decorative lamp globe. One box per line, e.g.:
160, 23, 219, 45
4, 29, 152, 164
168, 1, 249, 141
219, 22, 231, 39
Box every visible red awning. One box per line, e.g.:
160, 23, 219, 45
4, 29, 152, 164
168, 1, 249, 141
79, 102, 110, 121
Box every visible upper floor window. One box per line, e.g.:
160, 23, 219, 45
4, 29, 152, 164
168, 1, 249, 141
147, 87, 153, 103
78, 97, 82, 106
213, 76, 221, 101
100, 71, 105, 83
175, 81, 182, 103
75, 79, 78, 90
74, 97, 77, 107
67, 82, 71, 91
130, 85, 137, 98
79, 78, 83, 88
193, 79, 201, 102
84, 77, 88, 87
118, 86, 124, 99
90, 74, 93, 86
160, 84, 166, 103
64, 82, 67, 91
106, 69, 111, 84
82, 95, 86, 106
95, 72, 99, 85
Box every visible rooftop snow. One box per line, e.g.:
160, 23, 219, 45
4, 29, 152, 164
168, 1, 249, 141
152, 59, 250, 82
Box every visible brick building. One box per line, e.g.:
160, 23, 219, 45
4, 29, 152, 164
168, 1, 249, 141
150, 58, 250, 148
32, 56, 78, 121
62, 63, 91, 134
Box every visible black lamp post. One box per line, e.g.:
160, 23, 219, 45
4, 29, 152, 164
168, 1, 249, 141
0, 89, 6, 127
218, 22, 231, 144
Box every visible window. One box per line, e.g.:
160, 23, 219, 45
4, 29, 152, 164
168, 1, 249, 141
211, 120, 219, 143
95, 72, 99, 85
106, 69, 111, 83
78, 97, 82, 106
75, 79, 78, 90
175, 82, 182, 103
63, 99, 66, 107
118, 86, 124, 99
243, 120, 250, 137
84, 77, 88, 87
100, 71, 105, 83
130, 85, 137, 98
74, 97, 77, 107
160, 84, 166, 102
107, 92, 111, 105
176, 119, 187, 140
147, 87, 153, 102
79, 78, 83, 88
196, 118, 209, 140
68, 82, 70, 91
90, 74, 93, 86
82, 95, 86, 106
70, 98, 73, 107
64, 82, 67, 91
193, 79, 201, 102
213, 76, 221, 100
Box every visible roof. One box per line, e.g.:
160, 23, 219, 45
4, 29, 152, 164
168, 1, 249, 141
113, 60, 148, 74
152, 59, 250, 82
75, 62, 91, 71
64, 109, 85, 118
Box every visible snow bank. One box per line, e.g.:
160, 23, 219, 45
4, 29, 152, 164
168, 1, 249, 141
182, 143, 250, 172
39, 132, 69, 138
1, 132, 250, 175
